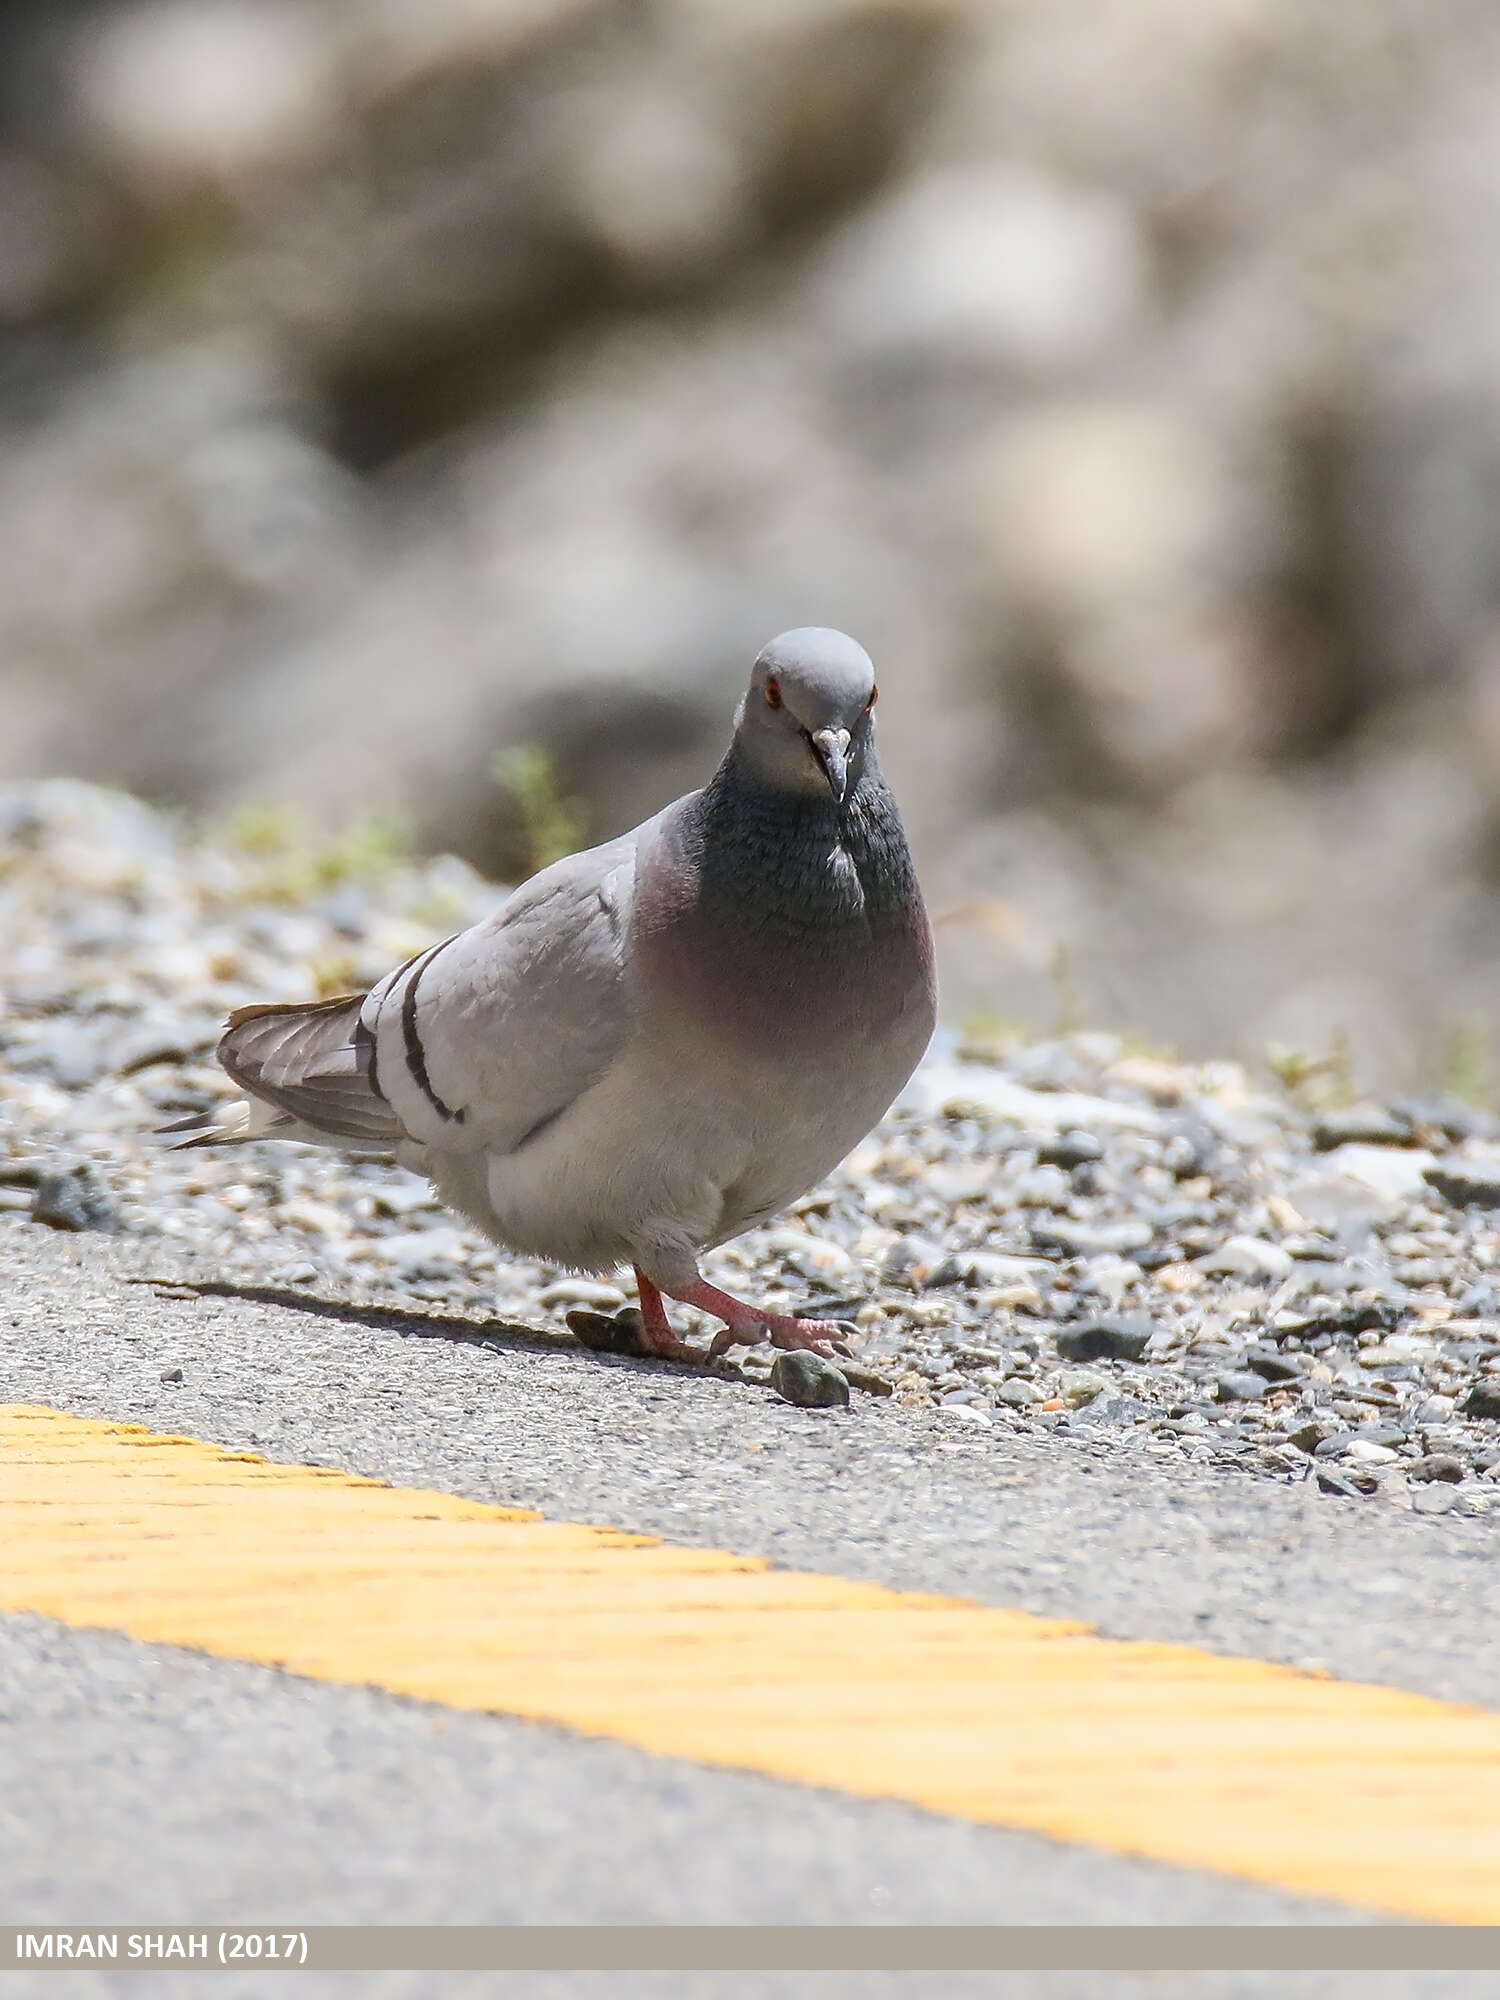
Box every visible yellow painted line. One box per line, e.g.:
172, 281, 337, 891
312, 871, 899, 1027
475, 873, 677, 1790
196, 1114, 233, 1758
2, 1406, 1498, 1923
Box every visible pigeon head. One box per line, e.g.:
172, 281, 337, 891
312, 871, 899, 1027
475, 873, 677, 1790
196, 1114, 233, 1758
733, 627, 879, 804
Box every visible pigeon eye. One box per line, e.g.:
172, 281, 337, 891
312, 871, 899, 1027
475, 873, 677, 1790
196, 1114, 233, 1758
867, 686, 878, 710
764, 678, 782, 710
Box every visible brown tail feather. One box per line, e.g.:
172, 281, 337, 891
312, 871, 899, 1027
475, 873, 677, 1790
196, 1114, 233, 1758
216, 992, 403, 1146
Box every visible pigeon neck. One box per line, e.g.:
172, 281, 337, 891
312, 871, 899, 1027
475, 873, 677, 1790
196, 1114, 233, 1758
695, 740, 913, 932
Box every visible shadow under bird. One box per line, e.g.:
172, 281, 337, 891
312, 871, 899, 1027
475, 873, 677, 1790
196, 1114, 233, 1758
164, 628, 937, 1362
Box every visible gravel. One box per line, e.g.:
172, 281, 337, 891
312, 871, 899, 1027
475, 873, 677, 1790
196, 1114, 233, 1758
4, 779, 1500, 1521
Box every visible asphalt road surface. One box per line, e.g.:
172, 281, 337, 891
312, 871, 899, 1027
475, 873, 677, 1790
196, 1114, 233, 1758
4, 1225, 1500, 1996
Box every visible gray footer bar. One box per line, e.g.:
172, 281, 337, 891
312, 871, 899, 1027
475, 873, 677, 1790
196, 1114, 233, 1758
4, 1929, 1499, 1971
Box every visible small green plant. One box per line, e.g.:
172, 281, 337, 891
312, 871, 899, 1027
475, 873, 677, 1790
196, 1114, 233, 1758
306, 814, 410, 891
221, 800, 410, 903
223, 799, 300, 859
491, 745, 586, 874
1115, 1025, 1180, 1063
956, 1010, 1028, 1062
1440, 1018, 1491, 1109
1048, 941, 1085, 1037
1265, 1028, 1356, 1111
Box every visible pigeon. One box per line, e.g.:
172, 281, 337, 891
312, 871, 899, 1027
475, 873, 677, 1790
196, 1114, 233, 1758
165, 628, 937, 1362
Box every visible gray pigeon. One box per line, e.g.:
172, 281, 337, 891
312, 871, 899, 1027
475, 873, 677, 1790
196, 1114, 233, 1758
166, 629, 937, 1361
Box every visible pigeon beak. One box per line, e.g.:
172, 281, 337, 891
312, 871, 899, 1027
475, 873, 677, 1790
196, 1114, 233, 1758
810, 726, 852, 803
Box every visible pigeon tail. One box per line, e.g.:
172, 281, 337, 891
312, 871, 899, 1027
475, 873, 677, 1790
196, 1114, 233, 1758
157, 1096, 298, 1148
174, 991, 404, 1149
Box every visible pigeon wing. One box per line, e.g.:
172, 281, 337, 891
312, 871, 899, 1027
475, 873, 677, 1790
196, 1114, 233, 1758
360, 824, 646, 1156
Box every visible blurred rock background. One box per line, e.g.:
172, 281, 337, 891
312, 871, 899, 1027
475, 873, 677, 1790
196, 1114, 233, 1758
6, 0, 1500, 1089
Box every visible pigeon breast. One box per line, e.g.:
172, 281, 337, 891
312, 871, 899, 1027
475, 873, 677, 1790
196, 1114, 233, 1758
633, 740, 935, 1064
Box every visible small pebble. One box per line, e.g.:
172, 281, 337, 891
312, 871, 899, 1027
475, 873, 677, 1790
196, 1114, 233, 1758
1055, 1319, 1151, 1363
1058, 1369, 1110, 1408
1215, 1371, 1268, 1403
1244, 1346, 1303, 1384
976, 1282, 1043, 1311
1344, 1438, 1399, 1466
1165, 1411, 1208, 1434
1076, 1394, 1154, 1424
1036, 1131, 1103, 1169
1313, 1431, 1355, 1458
1315, 1469, 1366, 1499
1355, 1424, 1408, 1449
1409, 1454, 1465, 1485
1425, 1163, 1500, 1209
940, 1402, 992, 1426
565, 1308, 631, 1353
1197, 1236, 1293, 1280
1296, 1297, 1404, 1339
1312, 1107, 1412, 1150
995, 1378, 1041, 1406
31, 1164, 118, 1233
771, 1350, 850, 1409
1032, 1219, 1152, 1258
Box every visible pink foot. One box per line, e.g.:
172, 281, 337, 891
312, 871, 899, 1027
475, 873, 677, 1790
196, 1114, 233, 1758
631, 1268, 708, 1363
665, 1279, 856, 1363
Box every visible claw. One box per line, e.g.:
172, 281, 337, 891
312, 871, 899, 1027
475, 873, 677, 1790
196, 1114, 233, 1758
767, 1317, 853, 1358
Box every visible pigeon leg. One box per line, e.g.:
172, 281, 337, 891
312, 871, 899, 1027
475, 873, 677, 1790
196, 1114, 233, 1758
665, 1279, 855, 1362
631, 1267, 706, 1363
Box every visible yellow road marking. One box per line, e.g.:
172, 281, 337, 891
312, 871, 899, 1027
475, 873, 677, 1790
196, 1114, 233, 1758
2, 1403, 1497, 1922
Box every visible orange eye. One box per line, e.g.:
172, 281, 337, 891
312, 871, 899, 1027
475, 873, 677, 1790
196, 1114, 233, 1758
765, 677, 782, 709
867, 686, 878, 710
